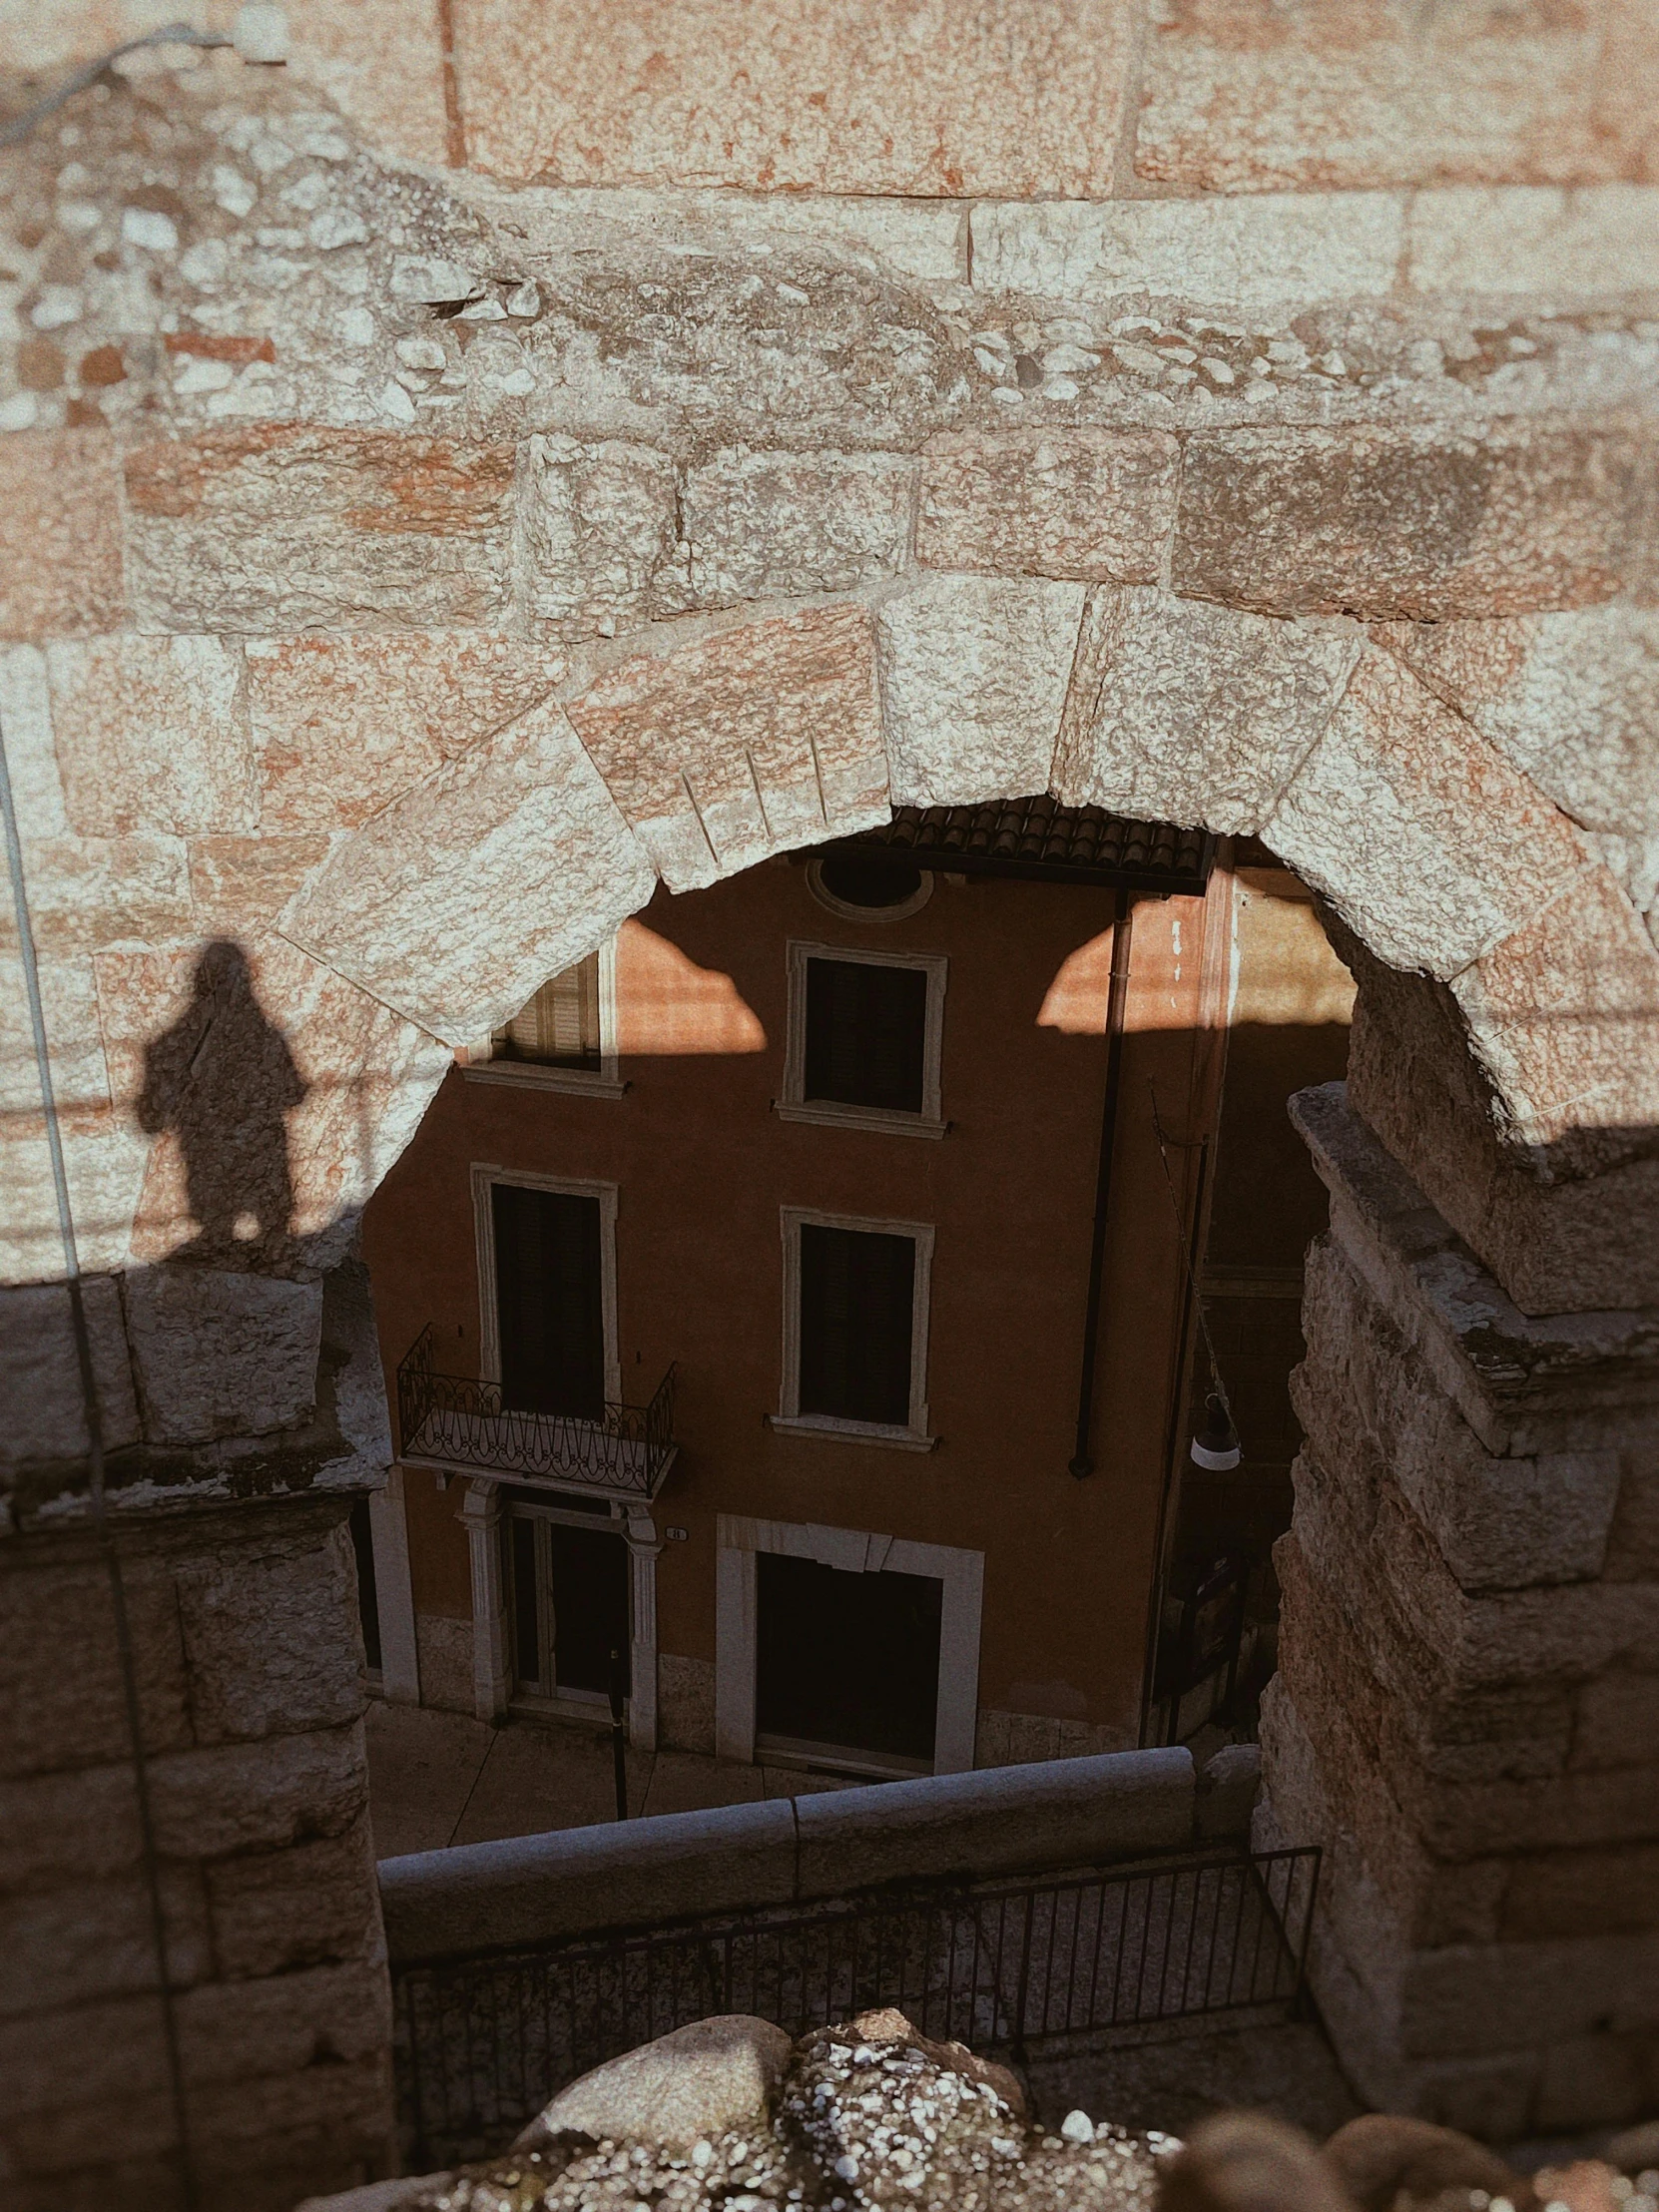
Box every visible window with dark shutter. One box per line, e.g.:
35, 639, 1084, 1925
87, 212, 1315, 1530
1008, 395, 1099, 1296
492, 1183, 605, 1419
803, 956, 928, 1114
798, 1222, 916, 1426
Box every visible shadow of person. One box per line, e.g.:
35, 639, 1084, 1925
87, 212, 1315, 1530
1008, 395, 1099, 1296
137, 939, 307, 1266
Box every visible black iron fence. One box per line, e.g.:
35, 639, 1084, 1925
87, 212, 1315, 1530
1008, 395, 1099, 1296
394, 1846, 1320, 2169
396, 1326, 677, 1498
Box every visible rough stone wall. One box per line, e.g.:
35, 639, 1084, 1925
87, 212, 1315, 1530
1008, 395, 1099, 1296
1, 5, 1657, 2188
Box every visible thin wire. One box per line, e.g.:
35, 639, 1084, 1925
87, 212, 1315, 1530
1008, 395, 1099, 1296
1146, 1078, 1232, 1416
0, 24, 233, 148
0, 714, 199, 2209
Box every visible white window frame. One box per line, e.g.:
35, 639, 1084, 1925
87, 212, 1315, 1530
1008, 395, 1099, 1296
777, 939, 948, 1138
714, 1513, 983, 1775
503, 1491, 630, 1714
470, 1165, 622, 1406
462, 936, 626, 1098
773, 1205, 935, 1451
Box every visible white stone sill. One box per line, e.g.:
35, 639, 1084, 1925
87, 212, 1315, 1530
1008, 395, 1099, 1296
462, 1063, 629, 1100
774, 1100, 948, 1140
769, 1413, 937, 1453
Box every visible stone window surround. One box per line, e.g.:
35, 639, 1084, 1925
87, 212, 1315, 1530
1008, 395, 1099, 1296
461, 1476, 663, 1749
469, 1162, 624, 1406
806, 853, 937, 924
462, 934, 627, 1098
772, 1204, 937, 1451
776, 938, 950, 1138
714, 1512, 984, 1776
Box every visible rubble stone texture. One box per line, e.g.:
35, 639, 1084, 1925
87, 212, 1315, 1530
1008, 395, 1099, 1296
0, 16, 1657, 2201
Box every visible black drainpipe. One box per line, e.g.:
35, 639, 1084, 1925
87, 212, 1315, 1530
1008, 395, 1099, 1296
1068, 890, 1134, 1478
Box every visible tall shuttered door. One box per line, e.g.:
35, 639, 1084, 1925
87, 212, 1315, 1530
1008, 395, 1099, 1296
493, 1184, 605, 1418
804, 957, 927, 1113
799, 1223, 915, 1426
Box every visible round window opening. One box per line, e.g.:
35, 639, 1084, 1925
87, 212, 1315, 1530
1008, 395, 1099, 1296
808, 852, 934, 921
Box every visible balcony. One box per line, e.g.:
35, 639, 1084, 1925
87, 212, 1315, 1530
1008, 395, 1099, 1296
395, 1327, 678, 1502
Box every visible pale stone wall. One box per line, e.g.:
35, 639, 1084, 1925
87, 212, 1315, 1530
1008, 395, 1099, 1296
1, 6, 1657, 2185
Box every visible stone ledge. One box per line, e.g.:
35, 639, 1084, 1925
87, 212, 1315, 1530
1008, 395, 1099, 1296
1290, 1082, 1659, 1454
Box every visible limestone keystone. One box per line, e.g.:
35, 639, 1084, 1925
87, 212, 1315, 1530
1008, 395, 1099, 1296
918, 430, 1178, 584
876, 576, 1085, 808
567, 605, 888, 892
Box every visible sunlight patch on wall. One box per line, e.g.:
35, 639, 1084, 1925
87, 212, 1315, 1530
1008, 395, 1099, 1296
612, 920, 768, 1055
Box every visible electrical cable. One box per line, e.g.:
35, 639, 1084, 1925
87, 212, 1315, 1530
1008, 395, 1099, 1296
0, 714, 199, 2210
0, 24, 233, 149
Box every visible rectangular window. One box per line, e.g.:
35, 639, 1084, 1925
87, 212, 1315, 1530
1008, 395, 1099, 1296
494, 951, 602, 1069
776, 1208, 935, 1447
780, 942, 946, 1136
491, 1182, 606, 1418
466, 941, 624, 1096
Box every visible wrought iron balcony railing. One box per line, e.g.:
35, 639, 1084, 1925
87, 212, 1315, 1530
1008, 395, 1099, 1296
396, 1327, 677, 1500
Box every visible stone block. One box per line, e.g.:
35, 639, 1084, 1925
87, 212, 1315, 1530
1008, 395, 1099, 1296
1406, 184, 1659, 300
567, 605, 888, 891
378, 1798, 800, 1961
1450, 867, 1659, 1167
657, 1652, 717, 1755
1372, 605, 1659, 845
0, 430, 124, 640
0, 1863, 212, 2017
1536, 2030, 1657, 2131
0, 1762, 143, 1891
0, 948, 109, 1120
247, 632, 569, 832
0, 1273, 140, 1473
1501, 1843, 1659, 1939
0, 1551, 191, 1780
519, 436, 680, 639
280, 694, 655, 1044
1266, 646, 1587, 977
1196, 1743, 1263, 1839
682, 448, 914, 605
0, 833, 193, 955
0, 643, 68, 838
279, 0, 452, 167
123, 429, 515, 632
969, 192, 1404, 314
180, 2048, 392, 2162
205, 1812, 380, 1979
1052, 588, 1360, 833
188, 835, 331, 933
917, 430, 1176, 585
1572, 1673, 1659, 1772
45, 635, 255, 838
1400, 1933, 1659, 2058
875, 575, 1084, 808
1172, 424, 1657, 621
794, 1749, 1195, 1896
146, 1722, 369, 1860
96, 937, 451, 1271
123, 1266, 321, 1443
0, 1098, 151, 1288
174, 1522, 365, 1745
0, 1992, 171, 2123
1134, 4, 1616, 196
457, 0, 1137, 198
175, 1959, 391, 2087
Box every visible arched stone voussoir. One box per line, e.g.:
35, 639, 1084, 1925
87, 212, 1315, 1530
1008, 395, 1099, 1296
278, 694, 656, 1050
564, 601, 890, 891
875, 573, 1087, 808
1263, 644, 1592, 981
1050, 587, 1363, 834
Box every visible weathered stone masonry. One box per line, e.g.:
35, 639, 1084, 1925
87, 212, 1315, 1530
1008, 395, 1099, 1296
2, 5, 1659, 2200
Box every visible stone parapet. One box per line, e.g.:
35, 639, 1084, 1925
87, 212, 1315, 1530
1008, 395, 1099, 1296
1264, 1084, 1659, 2135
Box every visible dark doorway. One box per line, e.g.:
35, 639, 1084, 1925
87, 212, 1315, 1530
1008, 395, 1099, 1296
492, 1184, 605, 1417
756, 1550, 942, 1769
507, 1506, 630, 1701
349, 1494, 381, 1675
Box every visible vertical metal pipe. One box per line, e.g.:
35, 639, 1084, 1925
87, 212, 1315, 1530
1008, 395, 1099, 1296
1068, 892, 1135, 1477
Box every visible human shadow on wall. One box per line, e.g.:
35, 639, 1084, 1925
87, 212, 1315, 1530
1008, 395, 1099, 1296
137, 938, 307, 1266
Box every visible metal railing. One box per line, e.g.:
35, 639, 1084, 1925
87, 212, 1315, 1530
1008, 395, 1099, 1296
394, 1846, 1320, 2169
396, 1327, 678, 1499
